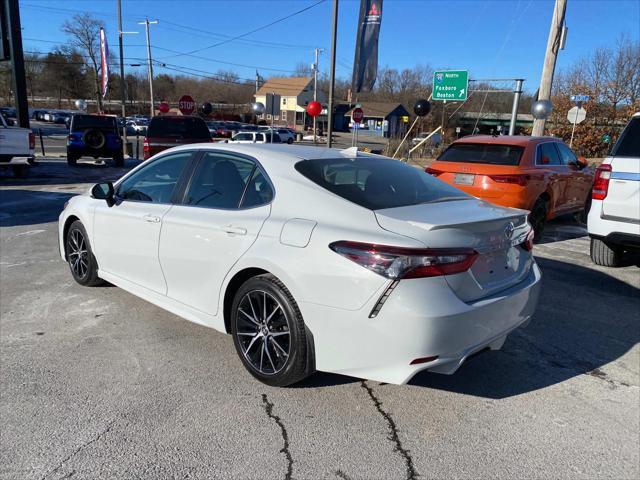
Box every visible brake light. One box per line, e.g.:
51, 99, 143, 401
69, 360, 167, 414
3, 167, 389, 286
329, 241, 478, 279
522, 229, 534, 251
425, 167, 443, 177
143, 138, 150, 159
489, 174, 530, 186
29, 132, 35, 150
592, 164, 612, 200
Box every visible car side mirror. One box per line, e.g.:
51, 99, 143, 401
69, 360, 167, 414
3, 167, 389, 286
91, 182, 115, 207
577, 156, 588, 168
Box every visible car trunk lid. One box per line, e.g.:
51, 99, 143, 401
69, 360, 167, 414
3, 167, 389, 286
374, 198, 533, 302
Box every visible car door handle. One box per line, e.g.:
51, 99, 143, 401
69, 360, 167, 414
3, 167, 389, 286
222, 225, 247, 235
143, 214, 161, 223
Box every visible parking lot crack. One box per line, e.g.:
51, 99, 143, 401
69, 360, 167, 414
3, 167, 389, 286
261, 394, 294, 480
361, 381, 418, 480
40, 419, 116, 480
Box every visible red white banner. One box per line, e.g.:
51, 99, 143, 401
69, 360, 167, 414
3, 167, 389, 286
100, 27, 109, 99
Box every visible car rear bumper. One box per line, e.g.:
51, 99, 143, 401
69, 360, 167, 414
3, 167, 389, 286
588, 199, 640, 242
300, 261, 542, 384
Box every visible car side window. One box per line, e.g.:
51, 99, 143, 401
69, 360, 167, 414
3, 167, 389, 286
256, 133, 265, 142
537, 143, 562, 166
184, 152, 255, 209
241, 169, 274, 208
556, 143, 577, 166
117, 152, 192, 203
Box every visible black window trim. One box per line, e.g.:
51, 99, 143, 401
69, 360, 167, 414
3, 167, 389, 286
113, 150, 198, 206
176, 149, 276, 211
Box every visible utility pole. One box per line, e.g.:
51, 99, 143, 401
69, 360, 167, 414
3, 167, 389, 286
509, 79, 524, 135
312, 47, 324, 144
2, 0, 29, 129
326, 0, 338, 148
138, 18, 158, 117
117, 0, 129, 144
255, 70, 259, 94
532, 0, 567, 136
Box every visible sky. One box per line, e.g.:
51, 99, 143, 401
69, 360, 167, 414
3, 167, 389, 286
19, 0, 640, 93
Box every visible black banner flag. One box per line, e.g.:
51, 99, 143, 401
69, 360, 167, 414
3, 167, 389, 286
351, 0, 383, 93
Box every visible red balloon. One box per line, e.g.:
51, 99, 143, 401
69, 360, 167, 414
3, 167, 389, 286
306, 101, 322, 117
158, 102, 170, 114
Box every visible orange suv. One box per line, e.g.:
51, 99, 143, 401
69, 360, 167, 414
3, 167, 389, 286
427, 136, 593, 240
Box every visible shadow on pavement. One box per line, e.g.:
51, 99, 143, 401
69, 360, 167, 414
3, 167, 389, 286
0, 158, 142, 187
0, 189, 74, 227
409, 256, 639, 398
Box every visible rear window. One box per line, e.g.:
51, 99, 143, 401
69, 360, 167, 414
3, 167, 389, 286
611, 117, 640, 157
72, 115, 117, 130
147, 116, 211, 139
295, 157, 469, 210
438, 143, 524, 166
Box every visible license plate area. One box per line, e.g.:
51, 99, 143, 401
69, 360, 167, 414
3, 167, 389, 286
454, 173, 475, 185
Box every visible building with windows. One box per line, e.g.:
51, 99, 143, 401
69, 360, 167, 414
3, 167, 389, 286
254, 77, 326, 129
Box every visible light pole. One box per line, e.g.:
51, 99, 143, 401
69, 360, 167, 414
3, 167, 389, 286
138, 18, 158, 117
326, 0, 339, 148
312, 47, 324, 144
117, 0, 137, 146
509, 79, 524, 135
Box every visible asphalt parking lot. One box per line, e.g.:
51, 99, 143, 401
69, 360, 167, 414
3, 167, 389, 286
1, 160, 639, 480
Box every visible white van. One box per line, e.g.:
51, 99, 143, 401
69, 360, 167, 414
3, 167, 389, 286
588, 113, 640, 266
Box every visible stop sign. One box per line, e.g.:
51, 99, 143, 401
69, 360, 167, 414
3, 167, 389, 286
178, 95, 196, 115
352, 107, 364, 123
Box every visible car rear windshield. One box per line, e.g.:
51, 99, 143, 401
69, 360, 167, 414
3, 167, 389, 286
147, 116, 211, 139
72, 115, 117, 130
611, 117, 640, 157
437, 143, 525, 166
295, 157, 470, 210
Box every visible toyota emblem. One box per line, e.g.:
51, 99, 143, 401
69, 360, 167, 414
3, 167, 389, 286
504, 222, 515, 239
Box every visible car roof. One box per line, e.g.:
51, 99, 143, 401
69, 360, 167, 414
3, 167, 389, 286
165, 144, 348, 171
452, 135, 561, 147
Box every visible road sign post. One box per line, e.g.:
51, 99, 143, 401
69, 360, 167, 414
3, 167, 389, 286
432, 70, 469, 101
567, 106, 586, 148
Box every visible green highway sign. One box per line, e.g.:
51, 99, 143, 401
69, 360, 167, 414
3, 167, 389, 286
432, 70, 469, 101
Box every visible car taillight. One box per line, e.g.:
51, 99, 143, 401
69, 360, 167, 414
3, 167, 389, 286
29, 132, 35, 150
489, 174, 530, 186
143, 138, 150, 159
68, 134, 77, 141
592, 164, 612, 200
425, 167, 443, 176
522, 229, 534, 251
329, 241, 478, 279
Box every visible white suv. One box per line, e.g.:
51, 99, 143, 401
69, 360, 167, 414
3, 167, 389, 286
588, 113, 640, 266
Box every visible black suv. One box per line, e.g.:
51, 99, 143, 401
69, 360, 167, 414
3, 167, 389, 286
67, 114, 123, 166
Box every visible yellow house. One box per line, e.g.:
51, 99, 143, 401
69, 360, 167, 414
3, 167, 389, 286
254, 77, 326, 129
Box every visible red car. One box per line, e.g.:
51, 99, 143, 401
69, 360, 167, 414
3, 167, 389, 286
143, 116, 211, 159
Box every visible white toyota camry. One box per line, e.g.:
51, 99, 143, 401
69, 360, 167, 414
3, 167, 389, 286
58, 144, 541, 386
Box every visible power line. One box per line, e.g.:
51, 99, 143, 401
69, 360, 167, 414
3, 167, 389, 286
159, 0, 326, 59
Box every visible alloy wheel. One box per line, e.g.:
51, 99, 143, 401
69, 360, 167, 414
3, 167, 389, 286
67, 229, 89, 279
236, 290, 291, 375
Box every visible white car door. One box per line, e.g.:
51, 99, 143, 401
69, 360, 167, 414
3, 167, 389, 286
92, 151, 194, 294
159, 150, 273, 315
0, 114, 21, 156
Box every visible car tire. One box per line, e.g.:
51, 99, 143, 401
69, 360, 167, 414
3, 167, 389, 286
590, 237, 622, 267
529, 197, 548, 242
11, 165, 28, 178
66, 220, 103, 286
67, 151, 78, 166
231, 274, 312, 387
287, 137, 294, 144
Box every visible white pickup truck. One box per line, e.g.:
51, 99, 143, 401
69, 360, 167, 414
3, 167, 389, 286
0, 112, 35, 176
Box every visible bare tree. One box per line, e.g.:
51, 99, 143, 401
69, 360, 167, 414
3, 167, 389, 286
62, 13, 105, 111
